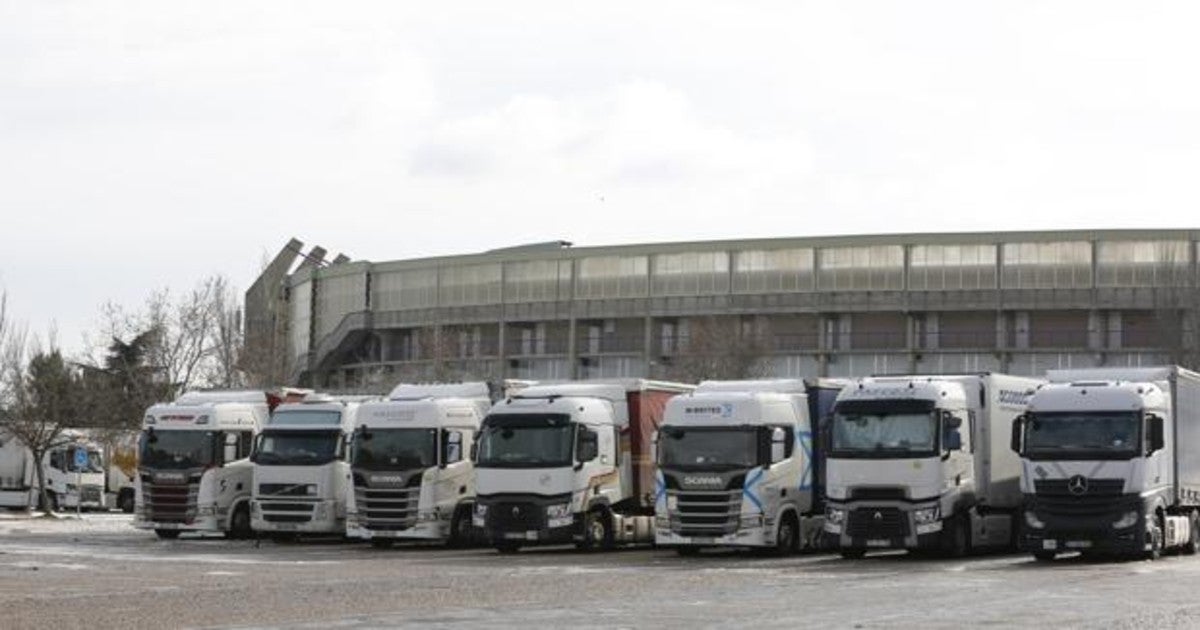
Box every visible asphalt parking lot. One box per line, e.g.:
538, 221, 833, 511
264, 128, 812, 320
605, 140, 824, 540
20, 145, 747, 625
3, 514, 1200, 629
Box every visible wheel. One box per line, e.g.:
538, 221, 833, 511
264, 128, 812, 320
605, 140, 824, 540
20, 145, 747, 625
1145, 514, 1164, 561
1183, 513, 1198, 556
370, 538, 395, 549
495, 542, 521, 554
447, 506, 471, 548
1032, 550, 1056, 562
840, 548, 867, 559
773, 513, 800, 557
675, 546, 702, 557
155, 529, 181, 540
118, 490, 135, 514
226, 503, 252, 540
40, 491, 58, 513
940, 516, 969, 558
575, 508, 614, 551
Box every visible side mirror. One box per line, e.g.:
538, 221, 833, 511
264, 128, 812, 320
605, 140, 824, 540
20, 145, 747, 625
469, 442, 479, 462
944, 430, 962, 452
770, 427, 787, 464
1148, 415, 1165, 454
443, 431, 463, 467
577, 429, 599, 465
1010, 415, 1024, 454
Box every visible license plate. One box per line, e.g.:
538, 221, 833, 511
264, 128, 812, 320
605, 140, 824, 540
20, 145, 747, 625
866, 539, 890, 548
275, 523, 297, 531
504, 532, 526, 540
1066, 540, 1093, 549
525, 531, 538, 541
692, 537, 716, 544
1042, 540, 1058, 550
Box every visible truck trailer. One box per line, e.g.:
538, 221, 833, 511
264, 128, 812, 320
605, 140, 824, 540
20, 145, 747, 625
473, 379, 692, 552
824, 373, 1042, 558
654, 378, 844, 555
345, 382, 491, 547
1012, 366, 1200, 560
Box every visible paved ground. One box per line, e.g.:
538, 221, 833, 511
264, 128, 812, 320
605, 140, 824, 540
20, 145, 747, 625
2, 514, 1200, 629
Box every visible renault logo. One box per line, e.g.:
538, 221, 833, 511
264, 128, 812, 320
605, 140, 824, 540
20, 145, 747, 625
512, 507, 520, 517
1067, 475, 1089, 496
873, 511, 883, 521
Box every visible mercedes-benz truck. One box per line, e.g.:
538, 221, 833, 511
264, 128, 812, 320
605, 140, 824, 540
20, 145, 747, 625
251, 394, 372, 539
824, 373, 1042, 558
1012, 366, 1200, 561
654, 379, 844, 555
473, 379, 692, 553
346, 382, 491, 547
136, 391, 271, 539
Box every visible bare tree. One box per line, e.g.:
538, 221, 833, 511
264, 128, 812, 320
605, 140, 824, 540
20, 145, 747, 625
666, 315, 772, 383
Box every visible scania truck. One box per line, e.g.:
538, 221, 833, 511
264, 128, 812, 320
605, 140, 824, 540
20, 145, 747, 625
136, 391, 271, 539
473, 379, 692, 552
1012, 366, 1200, 561
346, 382, 491, 547
251, 394, 373, 538
654, 379, 844, 555
824, 373, 1042, 558
0, 429, 107, 512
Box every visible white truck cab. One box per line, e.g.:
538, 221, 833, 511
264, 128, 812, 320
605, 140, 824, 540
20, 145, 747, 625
0, 429, 107, 511
251, 395, 371, 537
136, 391, 268, 539
345, 382, 490, 547
654, 379, 844, 555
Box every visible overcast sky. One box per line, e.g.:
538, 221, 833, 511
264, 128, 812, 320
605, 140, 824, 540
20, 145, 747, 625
3, 1, 1199, 353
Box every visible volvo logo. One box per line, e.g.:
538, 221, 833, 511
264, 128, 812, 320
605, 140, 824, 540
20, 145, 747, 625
1067, 475, 1089, 496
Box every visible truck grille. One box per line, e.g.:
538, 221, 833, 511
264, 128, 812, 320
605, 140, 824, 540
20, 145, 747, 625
488, 501, 543, 532
259, 483, 312, 497
354, 485, 421, 531
669, 489, 742, 537
142, 482, 199, 523
258, 498, 315, 523
1034, 478, 1125, 497
81, 485, 103, 504
847, 507, 908, 539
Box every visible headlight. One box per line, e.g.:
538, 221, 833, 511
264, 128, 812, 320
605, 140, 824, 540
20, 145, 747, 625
474, 503, 488, 518
251, 501, 262, 516
1024, 510, 1045, 529
666, 495, 678, 511
913, 506, 941, 524
826, 507, 846, 524
1113, 510, 1139, 529
546, 503, 571, 519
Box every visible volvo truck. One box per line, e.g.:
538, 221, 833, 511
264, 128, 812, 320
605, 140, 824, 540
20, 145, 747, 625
654, 379, 844, 555
0, 429, 107, 511
251, 394, 372, 538
824, 373, 1042, 558
136, 391, 270, 539
1012, 366, 1200, 561
473, 379, 692, 552
346, 382, 491, 547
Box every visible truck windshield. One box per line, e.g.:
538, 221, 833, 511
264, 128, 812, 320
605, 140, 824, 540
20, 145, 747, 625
1024, 412, 1140, 459
476, 414, 573, 468
253, 430, 342, 466
659, 427, 759, 470
831, 412, 938, 458
352, 428, 437, 471
140, 430, 215, 470
66, 449, 105, 473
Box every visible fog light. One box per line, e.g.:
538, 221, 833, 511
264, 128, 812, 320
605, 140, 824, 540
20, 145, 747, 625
826, 507, 846, 524
1024, 510, 1045, 529
1113, 510, 1139, 529
913, 506, 940, 524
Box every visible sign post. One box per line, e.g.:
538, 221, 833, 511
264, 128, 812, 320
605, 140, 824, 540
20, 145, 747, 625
73, 447, 88, 518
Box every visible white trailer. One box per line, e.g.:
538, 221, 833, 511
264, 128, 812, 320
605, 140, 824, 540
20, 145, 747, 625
654, 379, 844, 555
1013, 366, 1200, 560
135, 391, 270, 539
345, 382, 491, 547
824, 373, 1042, 557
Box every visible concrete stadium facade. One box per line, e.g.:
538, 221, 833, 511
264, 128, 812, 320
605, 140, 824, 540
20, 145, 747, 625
247, 230, 1200, 390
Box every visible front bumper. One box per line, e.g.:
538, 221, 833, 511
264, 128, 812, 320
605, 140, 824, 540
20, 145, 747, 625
346, 513, 446, 541
655, 513, 774, 548
134, 515, 220, 532
251, 499, 343, 534
475, 494, 576, 546
1018, 493, 1148, 555
823, 501, 943, 550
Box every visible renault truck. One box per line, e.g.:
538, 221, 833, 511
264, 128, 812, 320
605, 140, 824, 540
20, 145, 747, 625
1012, 366, 1200, 561
824, 373, 1042, 558
136, 391, 271, 539
473, 379, 692, 552
654, 379, 844, 555
346, 382, 491, 547
251, 394, 373, 538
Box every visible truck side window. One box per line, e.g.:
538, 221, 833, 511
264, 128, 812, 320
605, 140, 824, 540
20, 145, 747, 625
780, 426, 795, 458
239, 431, 254, 459
49, 451, 62, 471
967, 410, 977, 453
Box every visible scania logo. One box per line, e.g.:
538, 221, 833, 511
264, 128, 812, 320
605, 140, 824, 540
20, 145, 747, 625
1067, 475, 1089, 496
155, 472, 185, 484
370, 475, 406, 486
683, 476, 723, 487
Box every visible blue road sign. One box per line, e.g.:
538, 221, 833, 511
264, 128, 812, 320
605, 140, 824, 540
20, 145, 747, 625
73, 447, 89, 469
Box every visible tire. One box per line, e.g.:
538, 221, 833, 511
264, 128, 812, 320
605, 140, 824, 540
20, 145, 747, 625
370, 538, 395, 549
226, 503, 252, 540
576, 508, 614, 551
495, 542, 521, 554
675, 546, 702, 557
1184, 513, 1199, 556
773, 513, 800, 557
118, 490, 135, 514
941, 517, 970, 558
840, 548, 867, 559
447, 506, 471, 548
1145, 514, 1164, 561
1032, 550, 1056, 562
155, 529, 181, 540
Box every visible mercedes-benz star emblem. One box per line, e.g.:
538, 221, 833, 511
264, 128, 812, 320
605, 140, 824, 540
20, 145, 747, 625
1067, 475, 1089, 496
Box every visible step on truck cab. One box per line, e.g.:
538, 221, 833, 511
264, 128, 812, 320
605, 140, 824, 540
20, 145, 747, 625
345, 382, 491, 547
473, 379, 693, 552
251, 394, 373, 537
1012, 366, 1200, 561
654, 379, 844, 555
0, 429, 107, 511
824, 373, 1042, 558
136, 391, 270, 539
